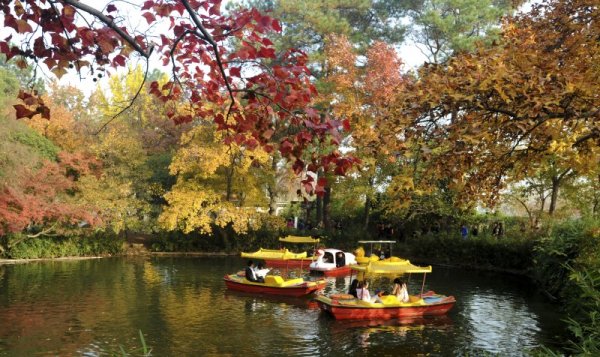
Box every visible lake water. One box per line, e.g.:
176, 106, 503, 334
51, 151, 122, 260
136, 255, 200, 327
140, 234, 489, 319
0, 257, 568, 356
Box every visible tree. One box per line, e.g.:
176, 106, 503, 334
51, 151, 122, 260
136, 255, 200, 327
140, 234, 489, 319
159, 123, 274, 248
1, 0, 355, 193
406, 0, 518, 63
320, 35, 407, 229
378, 0, 600, 210
236, 0, 410, 72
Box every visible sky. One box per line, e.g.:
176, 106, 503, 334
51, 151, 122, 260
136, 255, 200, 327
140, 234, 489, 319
1, 0, 429, 97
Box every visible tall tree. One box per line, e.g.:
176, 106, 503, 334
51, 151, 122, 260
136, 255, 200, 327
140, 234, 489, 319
378, 0, 600, 211
1, 0, 355, 194
321, 35, 407, 229
159, 123, 273, 248
406, 0, 519, 63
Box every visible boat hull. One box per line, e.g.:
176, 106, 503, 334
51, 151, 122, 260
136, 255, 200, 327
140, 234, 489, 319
263, 258, 314, 269
310, 265, 353, 277
223, 275, 326, 297
315, 293, 455, 320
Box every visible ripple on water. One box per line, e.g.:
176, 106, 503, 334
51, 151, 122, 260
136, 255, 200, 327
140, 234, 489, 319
0, 257, 568, 356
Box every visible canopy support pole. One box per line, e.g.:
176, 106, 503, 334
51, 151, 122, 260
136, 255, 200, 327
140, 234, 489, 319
420, 273, 427, 297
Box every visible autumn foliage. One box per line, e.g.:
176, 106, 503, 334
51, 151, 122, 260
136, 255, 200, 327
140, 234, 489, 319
0, 0, 358, 193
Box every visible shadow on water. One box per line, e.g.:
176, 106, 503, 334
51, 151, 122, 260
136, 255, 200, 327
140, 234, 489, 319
0, 256, 569, 356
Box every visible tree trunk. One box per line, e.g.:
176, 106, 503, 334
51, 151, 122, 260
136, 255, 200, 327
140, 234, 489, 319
549, 177, 560, 215
267, 156, 278, 215
316, 195, 323, 226
549, 169, 573, 215
323, 186, 331, 230
216, 226, 232, 252
225, 166, 233, 201
363, 196, 371, 230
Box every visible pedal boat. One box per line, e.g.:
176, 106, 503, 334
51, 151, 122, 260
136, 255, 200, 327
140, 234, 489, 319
309, 248, 357, 276
315, 261, 455, 320
241, 235, 319, 269
223, 274, 326, 297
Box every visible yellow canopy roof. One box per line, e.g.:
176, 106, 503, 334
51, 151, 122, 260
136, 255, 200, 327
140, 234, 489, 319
278, 235, 320, 244
241, 248, 308, 260
351, 261, 432, 274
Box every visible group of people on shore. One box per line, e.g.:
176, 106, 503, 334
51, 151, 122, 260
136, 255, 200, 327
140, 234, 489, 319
348, 278, 409, 303
245, 260, 271, 283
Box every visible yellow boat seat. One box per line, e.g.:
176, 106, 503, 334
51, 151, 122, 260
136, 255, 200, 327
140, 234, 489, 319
265, 275, 284, 285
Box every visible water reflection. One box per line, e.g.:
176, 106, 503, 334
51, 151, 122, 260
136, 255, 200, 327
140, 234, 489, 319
0, 257, 568, 356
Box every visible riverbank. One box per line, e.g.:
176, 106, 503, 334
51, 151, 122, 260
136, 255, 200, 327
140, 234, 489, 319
0, 251, 240, 265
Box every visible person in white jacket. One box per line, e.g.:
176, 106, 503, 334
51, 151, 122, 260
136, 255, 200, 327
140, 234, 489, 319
254, 262, 271, 280
392, 278, 409, 302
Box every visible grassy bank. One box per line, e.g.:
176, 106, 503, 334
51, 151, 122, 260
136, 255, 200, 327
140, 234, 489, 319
0, 231, 124, 259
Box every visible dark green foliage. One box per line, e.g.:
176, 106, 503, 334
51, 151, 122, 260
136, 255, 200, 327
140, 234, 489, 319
3, 232, 124, 259
529, 218, 600, 355
9, 130, 60, 161
531, 218, 599, 300
403, 232, 534, 272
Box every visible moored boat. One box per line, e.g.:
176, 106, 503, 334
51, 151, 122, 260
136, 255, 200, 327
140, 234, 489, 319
240, 235, 319, 269
223, 273, 326, 297
309, 248, 357, 276
315, 261, 455, 320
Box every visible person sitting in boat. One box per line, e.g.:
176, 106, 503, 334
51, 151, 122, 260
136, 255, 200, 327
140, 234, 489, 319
245, 260, 264, 283
357, 281, 382, 303
348, 278, 359, 298
336, 252, 345, 267
255, 262, 271, 280
392, 278, 409, 302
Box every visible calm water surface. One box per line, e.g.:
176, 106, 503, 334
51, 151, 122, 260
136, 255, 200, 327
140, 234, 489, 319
0, 257, 567, 356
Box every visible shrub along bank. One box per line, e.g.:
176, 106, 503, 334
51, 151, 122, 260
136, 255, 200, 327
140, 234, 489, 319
0, 231, 124, 259
392, 218, 599, 356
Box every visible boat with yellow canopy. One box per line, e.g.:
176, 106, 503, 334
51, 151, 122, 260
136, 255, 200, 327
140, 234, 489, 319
223, 272, 326, 297
315, 261, 455, 320
241, 235, 319, 269
355, 240, 407, 264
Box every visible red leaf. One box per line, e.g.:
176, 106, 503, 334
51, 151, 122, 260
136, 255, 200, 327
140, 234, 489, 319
141, 1, 154, 10
261, 129, 274, 140
257, 47, 276, 59
13, 104, 37, 119
342, 119, 351, 131
112, 54, 126, 67
317, 177, 328, 187
106, 4, 117, 12
246, 138, 258, 150
272, 19, 282, 32
280, 139, 293, 156
292, 159, 304, 175
39, 105, 51, 120
229, 67, 241, 77
142, 12, 156, 24
16, 19, 32, 34
273, 66, 287, 79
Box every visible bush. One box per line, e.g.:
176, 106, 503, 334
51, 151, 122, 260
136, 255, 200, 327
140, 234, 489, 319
3, 231, 124, 259
403, 231, 534, 272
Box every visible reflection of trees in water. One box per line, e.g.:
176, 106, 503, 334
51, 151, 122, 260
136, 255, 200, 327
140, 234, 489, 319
464, 293, 541, 354
325, 315, 454, 353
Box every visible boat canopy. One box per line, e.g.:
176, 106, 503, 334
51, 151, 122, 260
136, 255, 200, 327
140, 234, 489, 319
351, 261, 432, 274
241, 248, 308, 260
279, 235, 320, 244
357, 240, 396, 244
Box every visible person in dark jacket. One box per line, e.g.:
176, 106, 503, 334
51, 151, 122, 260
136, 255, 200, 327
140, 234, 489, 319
348, 278, 359, 298
245, 260, 263, 282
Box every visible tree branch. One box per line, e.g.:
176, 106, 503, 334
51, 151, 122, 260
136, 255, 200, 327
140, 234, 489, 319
180, 0, 236, 118
60, 0, 153, 58
95, 60, 151, 134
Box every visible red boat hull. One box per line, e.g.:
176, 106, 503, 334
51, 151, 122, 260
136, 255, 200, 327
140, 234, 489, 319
263, 258, 314, 269
316, 294, 456, 320
310, 265, 353, 277
223, 275, 326, 297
